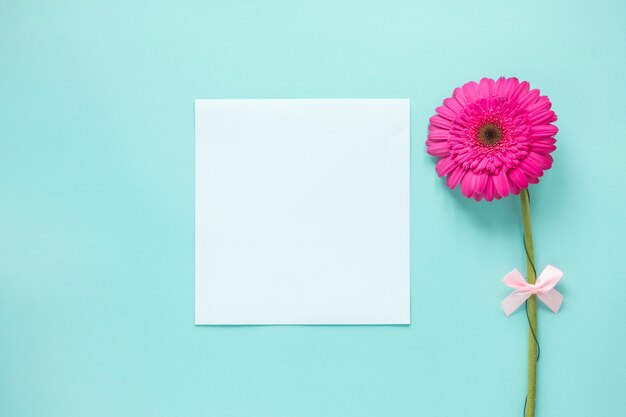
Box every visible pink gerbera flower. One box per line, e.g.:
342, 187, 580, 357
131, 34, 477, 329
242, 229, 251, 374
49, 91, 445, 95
426, 77, 558, 201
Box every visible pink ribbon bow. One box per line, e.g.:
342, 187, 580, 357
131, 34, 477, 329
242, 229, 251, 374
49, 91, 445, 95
501, 265, 563, 316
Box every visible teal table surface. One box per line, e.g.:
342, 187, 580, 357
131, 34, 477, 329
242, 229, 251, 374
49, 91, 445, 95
1, 1, 625, 416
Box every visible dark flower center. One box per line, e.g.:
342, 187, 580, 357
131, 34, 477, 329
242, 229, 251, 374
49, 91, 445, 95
478, 123, 503, 146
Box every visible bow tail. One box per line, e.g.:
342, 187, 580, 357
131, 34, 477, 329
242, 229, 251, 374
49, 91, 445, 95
501, 290, 531, 317
537, 288, 563, 314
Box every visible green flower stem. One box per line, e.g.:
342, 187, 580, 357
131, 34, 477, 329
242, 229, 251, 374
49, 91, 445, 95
520, 188, 537, 417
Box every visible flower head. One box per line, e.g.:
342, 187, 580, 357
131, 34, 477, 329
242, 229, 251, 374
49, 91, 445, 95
426, 77, 557, 201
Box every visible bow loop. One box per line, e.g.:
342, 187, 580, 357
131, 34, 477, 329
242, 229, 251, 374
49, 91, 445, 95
502, 269, 527, 289
534, 264, 563, 291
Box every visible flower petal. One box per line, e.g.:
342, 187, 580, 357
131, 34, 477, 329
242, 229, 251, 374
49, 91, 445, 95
426, 140, 450, 156
436, 157, 457, 176
446, 166, 465, 189
429, 115, 452, 129
484, 176, 496, 201
518, 88, 540, 108
427, 129, 449, 140
453, 87, 469, 107
529, 110, 557, 125
507, 175, 521, 194
474, 173, 488, 194
493, 171, 510, 197
527, 96, 552, 113
479, 77, 495, 97
527, 152, 553, 169
530, 124, 558, 138
510, 80, 530, 102
501, 77, 520, 97
494, 77, 509, 97
531, 138, 557, 153
462, 81, 480, 103
519, 157, 544, 177
443, 97, 464, 113
508, 168, 529, 189
461, 171, 477, 197
436, 105, 457, 121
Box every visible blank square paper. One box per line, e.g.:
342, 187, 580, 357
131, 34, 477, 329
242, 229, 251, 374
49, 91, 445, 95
195, 99, 410, 325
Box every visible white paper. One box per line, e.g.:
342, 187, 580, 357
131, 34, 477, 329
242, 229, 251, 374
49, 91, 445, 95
195, 99, 410, 325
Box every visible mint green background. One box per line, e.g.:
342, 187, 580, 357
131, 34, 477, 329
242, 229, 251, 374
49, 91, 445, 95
2, 1, 625, 416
